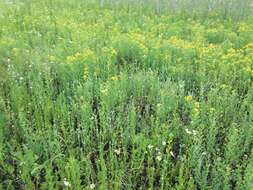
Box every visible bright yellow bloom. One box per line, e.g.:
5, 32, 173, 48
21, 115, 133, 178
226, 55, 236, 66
193, 102, 200, 116
66, 49, 96, 64
185, 95, 193, 102
194, 102, 200, 109
110, 75, 120, 81
83, 67, 89, 80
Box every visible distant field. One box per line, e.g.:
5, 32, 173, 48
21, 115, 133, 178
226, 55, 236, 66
0, 0, 253, 189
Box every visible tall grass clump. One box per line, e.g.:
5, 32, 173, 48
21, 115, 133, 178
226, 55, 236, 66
99, 0, 253, 19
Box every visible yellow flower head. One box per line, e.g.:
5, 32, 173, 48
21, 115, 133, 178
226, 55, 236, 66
110, 75, 120, 81
193, 102, 200, 116
193, 108, 200, 116
185, 95, 193, 102
83, 67, 89, 80
194, 102, 200, 109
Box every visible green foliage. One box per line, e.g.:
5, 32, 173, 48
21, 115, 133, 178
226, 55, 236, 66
0, 0, 253, 189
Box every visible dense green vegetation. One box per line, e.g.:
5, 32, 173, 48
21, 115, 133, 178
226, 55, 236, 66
0, 0, 253, 189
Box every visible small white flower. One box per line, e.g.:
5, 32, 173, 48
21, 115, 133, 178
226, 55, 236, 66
162, 141, 166, 146
90, 183, 95, 189
19, 161, 25, 166
114, 149, 120, 155
192, 130, 197, 136
100, 88, 108, 95
63, 178, 71, 187
148, 144, 153, 149
156, 155, 162, 161
157, 103, 162, 107
185, 128, 192, 135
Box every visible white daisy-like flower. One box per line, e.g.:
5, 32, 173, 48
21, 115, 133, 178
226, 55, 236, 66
192, 130, 197, 136
63, 178, 71, 187
114, 149, 120, 155
185, 128, 192, 135
162, 141, 166, 146
157, 103, 162, 107
90, 183, 96, 189
100, 88, 108, 95
156, 155, 162, 161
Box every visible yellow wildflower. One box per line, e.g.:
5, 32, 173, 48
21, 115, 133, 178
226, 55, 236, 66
110, 75, 120, 81
83, 67, 89, 80
49, 55, 56, 62
191, 102, 200, 116
185, 95, 193, 102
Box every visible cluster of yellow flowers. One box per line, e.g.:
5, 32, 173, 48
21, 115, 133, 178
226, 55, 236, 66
67, 49, 96, 64
238, 23, 251, 33
42, 9, 253, 84
185, 95, 200, 117
221, 47, 253, 67
244, 43, 253, 57
110, 75, 120, 81
83, 67, 89, 80
101, 47, 117, 64
198, 44, 217, 57
169, 36, 195, 50
127, 33, 149, 57
193, 102, 200, 116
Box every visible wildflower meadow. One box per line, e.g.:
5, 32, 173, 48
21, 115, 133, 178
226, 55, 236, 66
0, 0, 253, 189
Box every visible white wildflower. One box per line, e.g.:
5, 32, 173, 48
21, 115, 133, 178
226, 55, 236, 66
63, 178, 71, 187
185, 129, 197, 136
156, 155, 162, 161
114, 149, 120, 155
90, 183, 95, 189
185, 128, 192, 135
157, 103, 162, 107
100, 88, 108, 95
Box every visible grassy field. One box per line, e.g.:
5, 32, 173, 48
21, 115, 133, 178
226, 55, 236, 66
0, 0, 253, 189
